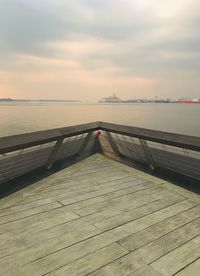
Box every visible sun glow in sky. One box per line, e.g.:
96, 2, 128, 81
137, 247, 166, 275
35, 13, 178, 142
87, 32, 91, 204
0, 0, 199, 100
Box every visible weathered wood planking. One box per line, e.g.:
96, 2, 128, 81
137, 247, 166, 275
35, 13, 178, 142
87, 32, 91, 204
175, 258, 200, 276
150, 234, 200, 276
119, 205, 200, 251
0, 154, 200, 276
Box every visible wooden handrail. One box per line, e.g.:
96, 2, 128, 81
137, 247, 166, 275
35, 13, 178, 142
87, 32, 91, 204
0, 121, 200, 154
0, 122, 100, 154
99, 122, 200, 151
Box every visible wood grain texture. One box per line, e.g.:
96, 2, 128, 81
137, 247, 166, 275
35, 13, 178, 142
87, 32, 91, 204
151, 234, 200, 276
0, 154, 199, 276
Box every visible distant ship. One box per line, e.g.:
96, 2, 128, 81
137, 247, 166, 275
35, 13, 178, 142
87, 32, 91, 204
98, 95, 200, 104
176, 99, 200, 104
99, 94, 124, 103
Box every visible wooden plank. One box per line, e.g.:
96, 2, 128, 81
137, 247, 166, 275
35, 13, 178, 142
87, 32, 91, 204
0, 198, 195, 266
0, 224, 100, 269
0, 201, 62, 224
82, 188, 184, 224
46, 243, 128, 276
114, 163, 200, 204
94, 194, 185, 231
150, 234, 200, 276
175, 258, 200, 276
0, 206, 79, 236
0, 233, 125, 275
0, 155, 117, 208
158, 180, 200, 204
78, 199, 196, 237
0, 200, 197, 274
118, 200, 197, 236
0, 153, 199, 276
0, 198, 61, 215
119, 205, 200, 251
62, 182, 160, 211
41, 172, 139, 195
0, 197, 185, 274
0, 179, 158, 252
87, 252, 162, 276
39, 169, 128, 191
0, 154, 152, 210
31, 175, 141, 199
57, 179, 150, 207
36, 173, 129, 197
0, 223, 131, 273
131, 219, 200, 264
0, 216, 92, 259
74, 186, 164, 217
1, 188, 148, 253
1, 243, 128, 276
0, 172, 135, 209
21, 168, 128, 193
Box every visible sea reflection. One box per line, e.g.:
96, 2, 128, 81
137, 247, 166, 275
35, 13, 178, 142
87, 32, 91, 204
0, 102, 199, 137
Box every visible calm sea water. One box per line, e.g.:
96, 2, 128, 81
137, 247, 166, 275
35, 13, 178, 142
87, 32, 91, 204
0, 102, 199, 137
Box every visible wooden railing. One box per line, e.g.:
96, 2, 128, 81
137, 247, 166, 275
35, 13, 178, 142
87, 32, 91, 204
0, 122, 99, 185
99, 122, 200, 151
0, 122, 99, 154
99, 122, 200, 182
0, 121, 199, 185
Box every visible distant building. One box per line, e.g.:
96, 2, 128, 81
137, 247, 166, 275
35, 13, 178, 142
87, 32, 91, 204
99, 94, 124, 103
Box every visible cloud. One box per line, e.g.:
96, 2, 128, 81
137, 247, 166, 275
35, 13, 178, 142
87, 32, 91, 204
0, 0, 199, 99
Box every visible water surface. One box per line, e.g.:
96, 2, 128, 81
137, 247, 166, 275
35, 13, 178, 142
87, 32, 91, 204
0, 102, 199, 137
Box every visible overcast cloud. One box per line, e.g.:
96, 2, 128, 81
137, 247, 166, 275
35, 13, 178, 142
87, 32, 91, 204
0, 0, 200, 100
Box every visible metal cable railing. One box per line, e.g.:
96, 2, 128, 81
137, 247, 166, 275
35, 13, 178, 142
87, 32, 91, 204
0, 142, 56, 183
99, 126, 200, 182
0, 121, 199, 186
0, 122, 100, 185
55, 133, 89, 162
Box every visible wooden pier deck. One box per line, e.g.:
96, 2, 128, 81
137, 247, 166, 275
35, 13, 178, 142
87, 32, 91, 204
0, 153, 200, 276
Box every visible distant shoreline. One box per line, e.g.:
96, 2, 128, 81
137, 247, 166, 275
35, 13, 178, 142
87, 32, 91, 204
0, 98, 81, 103
0, 99, 200, 104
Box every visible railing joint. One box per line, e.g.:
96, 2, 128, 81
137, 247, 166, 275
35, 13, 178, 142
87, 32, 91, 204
47, 138, 64, 169
139, 138, 156, 171
77, 132, 93, 156
105, 131, 121, 158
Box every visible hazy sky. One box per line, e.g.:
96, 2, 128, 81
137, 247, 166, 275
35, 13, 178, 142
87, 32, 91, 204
0, 0, 200, 100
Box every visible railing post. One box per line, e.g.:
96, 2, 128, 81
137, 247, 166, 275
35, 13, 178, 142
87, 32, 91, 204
77, 132, 93, 155
105, 131, 121, 158
47, 138, 64, 169
139, 139, 156, 170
